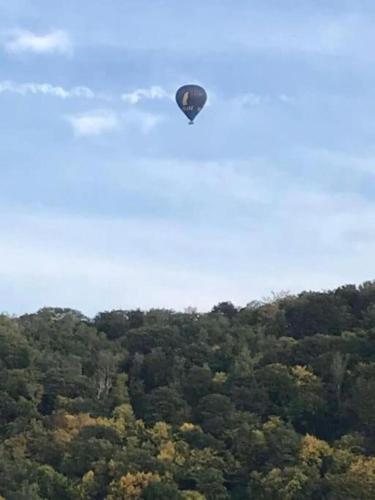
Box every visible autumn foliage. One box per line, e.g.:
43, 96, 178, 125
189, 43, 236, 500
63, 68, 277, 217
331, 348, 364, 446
1, 282, 375, 498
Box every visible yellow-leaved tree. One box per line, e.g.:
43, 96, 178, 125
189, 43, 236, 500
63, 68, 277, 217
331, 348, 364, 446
106, 472, 161, 499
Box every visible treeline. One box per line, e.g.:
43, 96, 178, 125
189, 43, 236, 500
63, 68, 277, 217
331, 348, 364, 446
1, 281, 375, 498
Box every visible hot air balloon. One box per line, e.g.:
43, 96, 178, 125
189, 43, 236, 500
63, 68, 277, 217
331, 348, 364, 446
176, 84, 207, 124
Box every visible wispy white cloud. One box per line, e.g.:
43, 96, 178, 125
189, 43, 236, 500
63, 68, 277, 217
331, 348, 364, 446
236, 92, 295, 107
4, 29, 72, 55
66, 108, 163, 137
67, 110, 119, 136
0, 80, 94, 99
121, 86, 172, 104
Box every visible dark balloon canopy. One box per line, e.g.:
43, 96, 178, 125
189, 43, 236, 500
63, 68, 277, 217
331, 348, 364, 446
176, 84, 207, 124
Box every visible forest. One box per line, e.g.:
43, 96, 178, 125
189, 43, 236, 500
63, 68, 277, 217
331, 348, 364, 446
1, 281, 375, 499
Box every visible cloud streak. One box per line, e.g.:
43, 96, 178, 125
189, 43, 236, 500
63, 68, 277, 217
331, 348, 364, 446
121, 86, 172, 104
235, 92, 295, 108
0, 80, 94, 99
0, 81, 175, 106
4, 29, 72, 55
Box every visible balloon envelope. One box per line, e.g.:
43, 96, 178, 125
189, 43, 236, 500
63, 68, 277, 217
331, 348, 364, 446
176, 85, 207, 123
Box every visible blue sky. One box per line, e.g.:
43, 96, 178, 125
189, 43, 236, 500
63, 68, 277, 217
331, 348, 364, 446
1, 0, 375, 315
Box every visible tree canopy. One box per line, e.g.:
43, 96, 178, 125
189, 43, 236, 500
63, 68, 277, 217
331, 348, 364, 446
1, 281, 375, 498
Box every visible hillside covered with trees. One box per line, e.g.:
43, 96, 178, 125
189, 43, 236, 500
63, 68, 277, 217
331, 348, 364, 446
1, 281, 375, 499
